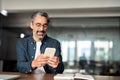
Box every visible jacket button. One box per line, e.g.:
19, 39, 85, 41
29, 70, 32, 72
34, 47, 36, 49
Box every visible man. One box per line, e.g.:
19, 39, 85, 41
16, 11, 64, 74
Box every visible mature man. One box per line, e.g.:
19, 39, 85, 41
16, 11, 64, 74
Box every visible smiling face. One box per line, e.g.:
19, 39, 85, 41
30, 16, 48, 41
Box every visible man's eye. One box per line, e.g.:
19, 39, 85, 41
36, 23, 41, 27
35, 23, 48, 27
43, 24, 48, 27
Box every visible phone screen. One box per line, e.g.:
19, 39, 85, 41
44, 48, 56, 57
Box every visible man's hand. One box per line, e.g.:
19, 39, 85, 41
47, 56, 60, 68
31, 54, 49, 69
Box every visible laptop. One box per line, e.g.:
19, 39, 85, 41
0, 74, 20, 80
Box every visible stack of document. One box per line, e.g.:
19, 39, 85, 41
54, 73, 74, 80
54, 73, 94, 80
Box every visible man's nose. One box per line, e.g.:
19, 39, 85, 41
39, 26, 44, 31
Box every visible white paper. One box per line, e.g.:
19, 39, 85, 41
74, 73, 94, 80
54, 73, 74, 80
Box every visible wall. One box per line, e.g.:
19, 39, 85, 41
0, 29, 18, 60
2, 0, 120, 11
0, 60, 3, 71
0, 0, 1, 10
1, 0, 120, 17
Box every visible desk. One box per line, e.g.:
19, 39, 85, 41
0, 72, 120, 80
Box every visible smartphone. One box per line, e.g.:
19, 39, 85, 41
44, 48, 56, 57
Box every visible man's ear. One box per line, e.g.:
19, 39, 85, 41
30, 22, 33, 29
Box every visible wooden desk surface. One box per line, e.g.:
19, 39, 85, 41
0, 72, 120, 80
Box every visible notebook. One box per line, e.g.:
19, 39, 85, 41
74, 73, 94, 80
0, 74, 20, 80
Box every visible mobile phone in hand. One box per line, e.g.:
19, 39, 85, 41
44, 48, 56, 57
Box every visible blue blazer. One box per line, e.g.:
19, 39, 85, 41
16, 35, 64, 73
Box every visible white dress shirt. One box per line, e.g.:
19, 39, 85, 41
34, 41, 45, 73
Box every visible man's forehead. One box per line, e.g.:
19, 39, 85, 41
33, 16, 48, 23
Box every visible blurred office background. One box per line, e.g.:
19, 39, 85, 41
0, 0, 120, 75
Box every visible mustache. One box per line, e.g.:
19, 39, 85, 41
37, 30, 45, 33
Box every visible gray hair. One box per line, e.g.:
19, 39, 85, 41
31, 11, 50, 23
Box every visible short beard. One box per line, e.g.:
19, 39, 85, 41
33, 31, 46, 39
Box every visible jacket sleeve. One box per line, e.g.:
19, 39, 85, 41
54, 42, 64, 73
16, 39, 33, 73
